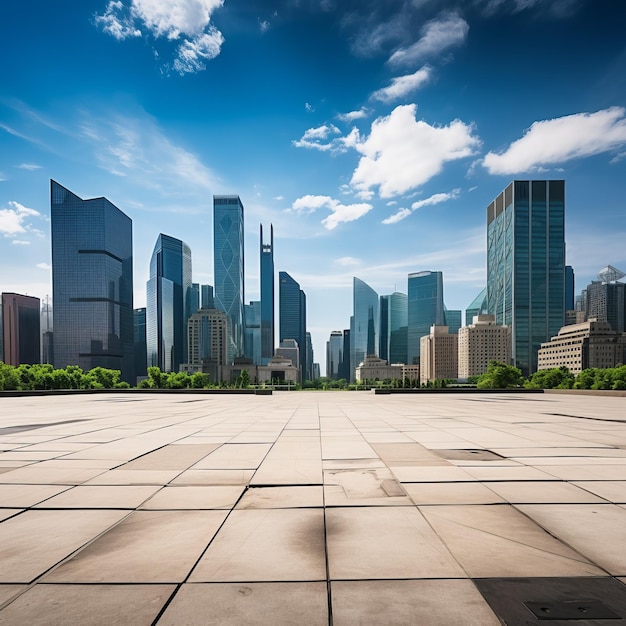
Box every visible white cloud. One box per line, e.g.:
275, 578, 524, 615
383, 188, 460, 225
350, 104, 480, 198
16, 163, 42, 171
371, 65, 431, 103
336, 108, 369, 123
483, 107, 626, 174
477, 0, 583, 18
388, 12, 469, 67
273, 195, 285, 201
381, 208, 412, 225
292, 124, 341, 151
36, 262, 52, 271
0, 201, 41, 237
291, 195, 373, 230
11, 240, 30, 246
305, 102, 315, 113
95, 0, 225, 74
259, 19, 270, 32
336, 256, 360, 266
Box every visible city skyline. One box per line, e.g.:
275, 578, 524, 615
1, 1, 626, 370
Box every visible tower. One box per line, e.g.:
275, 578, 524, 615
50, 180, 134, 382
407, 271, 444, 365
279, 271, 307, 381
487, 180, 565, 375
213, 195, 245, 363
260, 224, 274, 364
351, 277, 378, 381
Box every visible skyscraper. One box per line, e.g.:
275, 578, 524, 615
465, 288, 488, 326
201, 284, 215, 310
50, 180, 134, 381
379, 292, 408, 365
327, 330, 343, 379
279, 271, 307, 381
407, 271, 444, 365
260, 224, 274, 365
133, 308, 147, 380
565, 265, 575, 311
1, 293, 40, 366
146, 234, 192, 372
244, 300, 262, 364
487, 180, 565, 375
351, 277, 378, 381
214, 195, 245, 362
583, 266, 626, 333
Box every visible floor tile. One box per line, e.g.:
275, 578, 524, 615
404, 482, 504, 505
140, 485, 245, 509
485, 481, 605, 504
0, 484, 70, 507
33, 485, 160, 509
572, 481, 626, 502
236, 486, 323, 509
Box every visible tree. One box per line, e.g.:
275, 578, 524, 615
235, 369, 250, 389
525, 366, 574, 390
477, 361, 525, 389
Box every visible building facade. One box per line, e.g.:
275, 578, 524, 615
260, 224, 275, 365
327, 330, 343, 379
146, 234, 192, 373
244, 301, 262, 365
407, 271, 444, 365
1, 293, 40, 366
582, 268, 626, 333
458, 314, 511, 379
379, 292, 408, 365
465, 287, 488, 327
537, 319, 626, 375
420, 325, 458, 384
133, 307, 147, 380
214, 195, 245, 363
487, 180, 565, 375
351, 277, 378, 382
51, 180, 134, 382
279, 272, 307, 381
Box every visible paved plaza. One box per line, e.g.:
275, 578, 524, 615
0, 391, 626, 624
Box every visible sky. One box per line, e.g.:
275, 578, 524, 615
1, 0, 626, 374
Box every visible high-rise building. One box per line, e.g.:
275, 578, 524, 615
458, 314, 511, 379
190, 283, 200, 314
420, 325, 458, 384
146, 234, 192, 373
487, 180, 565, 375
338, 328, 351, 381
201, 284, 215, 310
444, 308, 462, 335
133, 308, 147, 380
260, 224, 274, 365
305, 331, 314, 381
276, 338, 300, 373
1, 293, 40, 366
279, 271, 307, 381
565, 265, 575, 311
213, 195, 245, 363
244, 301, 262, 364
351, 278, 378, 381
379, 292, 408, 365
583, 266, 626, 333
50, 180, 134, 381
407, 271, 444, 365
465, 288, 488, 327
327, 330, 343, 379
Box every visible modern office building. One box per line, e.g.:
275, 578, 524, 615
338, 328, 351, 381
275, 338, 300, 372
465, 287, 488, 326
201, 284, 215, 310
407, 271, 444, 365
1, 293, 40, 366
305, 331, 314, 381
50, 180, 134, 382
260, 224, 275, 365
379, 292, 408, 365
458, 314, 511, 379
214, 195, 245, 363
582, 266, 626, 333
179, 308, 229, 383
487, 180, 565, 375
565, 265, 575, 311
146, 234, 192, 373
133, 308, 147, 380
537, 319, 626, 375
327, 330, 343, 379
244, 301, 262, 365
279, 271, 307, 381
351, 278, 378, 382
444, 308, 462, 335
420, 325, 458, 384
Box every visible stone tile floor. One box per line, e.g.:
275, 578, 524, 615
0, 391, 626, 624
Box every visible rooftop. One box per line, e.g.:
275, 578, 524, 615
1, 391, 626, 624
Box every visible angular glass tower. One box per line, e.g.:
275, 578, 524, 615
279, 271, 307, 381
213, 195, 245, 363
407, 271, 444, 365
327, 330, 343, 379
379, 292, 408, 365
260, 224, 274, 365
465, 287, 488, 326
146, 234, 192, 373
351, 278, 378, 381
487, 180, 565, 375
51, 180, 134, 382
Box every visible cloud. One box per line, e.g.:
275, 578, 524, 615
259, 18, 270, 32
16, 163, 42, 171
291, 195, 373, 230
476, 0, 583, 18
36, 262, 52, 271
292, 124, 342, 151
347, 8, 410, 58
350, 104, 480, 198
336, 256, 360, 266
336, 108, 370, 123
371, 65, 431, 103
305, 102, 315, 113
388, 12, 468, 67
483, 107, 626, 175
273, 195, 285, 201
11, 240, 30, 245
0, 201, 42, 237
382, 188, 460, 224
95, 0, 225, 74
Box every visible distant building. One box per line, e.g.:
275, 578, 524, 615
260, 224, 275, 365
487, 180, 565, 375
1, 293, 40, 366
351, 277, 378, 381
465, 287, 487, 327
201, 285, 215, 310
244, 301, 262, 364
134, 308, 147, 380
583, 266, 626, 333
338, 329, 351, 381
420, 325, 458, 384
537, 319, 626, 375
51, 180, 134, 382
379, 292, 408, 365
214, 195, 245, 362
408, 271, 444, 365
565, 265, 575, 311
305, 331, 314, 381
458, 314, 511, 379
279, 272, 307, 381
327, 330, 343, 379
276, 338, 299, 371
444, 308, 462, 335
355, 355, 402, 382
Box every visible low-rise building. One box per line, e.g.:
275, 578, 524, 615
420, 326, 458, 384
355, 355, 402, 382
458, 314, 511, 379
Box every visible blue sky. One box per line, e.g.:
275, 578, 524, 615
2, 0, 626, 372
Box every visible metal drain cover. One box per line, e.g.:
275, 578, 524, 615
525, 600, 620, 620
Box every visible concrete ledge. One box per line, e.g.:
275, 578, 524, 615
544, 388, 626, 398
0, 388, 272, 398
374, 388, 544, 395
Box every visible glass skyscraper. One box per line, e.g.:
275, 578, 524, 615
51, 180, 134, 382
133, 307, 147, 380
146, 234, 192, 373
407, 271, 444, 365
327, 330, 343, 379
487, 180, 565, 375
260, 224, 274, 365
244, 300, 262, 364
279, 271, 307, 381
465, 287, 488, 326
351, 277, 378, 381
213, 195, 245, 363
379, 292, 408, 365
1, 293, 40, 366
